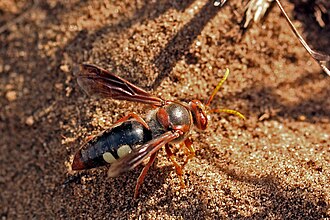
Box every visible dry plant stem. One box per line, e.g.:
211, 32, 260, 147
0, 0, 39, 34
275, 0, 330, 76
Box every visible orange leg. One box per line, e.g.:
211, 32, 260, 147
134, 152, 157, 199
182, 138, 195, 167
165, 144, 185, 188
115, 112, 150, 130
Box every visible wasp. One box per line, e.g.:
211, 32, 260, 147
71, 64, 245, 198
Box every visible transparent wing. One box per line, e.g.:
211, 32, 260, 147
108, 131, 180, 177
77, 64, 164, 106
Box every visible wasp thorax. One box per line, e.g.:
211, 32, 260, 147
155, 103, 193, 143
189, 100, 208, 130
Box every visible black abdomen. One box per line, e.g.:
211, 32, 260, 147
72, 120, 152, 170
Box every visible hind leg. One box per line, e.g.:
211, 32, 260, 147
115, 112, 150, 130
134, 152, 157, 199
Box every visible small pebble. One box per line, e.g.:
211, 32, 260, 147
25, 116, 34, 126
298, 115, 306, 121
60, 64, 70, 73
6, 90, 17, 101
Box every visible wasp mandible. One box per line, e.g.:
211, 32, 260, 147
71, 64, 245, 198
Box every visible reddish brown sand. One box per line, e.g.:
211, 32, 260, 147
1, 0, 329, 219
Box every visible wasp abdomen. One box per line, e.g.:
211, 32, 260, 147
72, 120, 152, 170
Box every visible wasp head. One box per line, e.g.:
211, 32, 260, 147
189, 100, 209, 130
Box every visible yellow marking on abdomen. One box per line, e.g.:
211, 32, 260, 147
103, 152, 116, 164
117, 145, 132, 158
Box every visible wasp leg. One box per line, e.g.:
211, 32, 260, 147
115, 112, 150, 130
134, 152, 157, 199
165, 144, 185, 188
182, 138, 195, 167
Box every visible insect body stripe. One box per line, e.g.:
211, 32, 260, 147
117, 145, 133, 158
103, 152, 117, 164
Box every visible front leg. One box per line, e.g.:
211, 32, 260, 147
165, 144, 185, 188
182, 138, 195, 167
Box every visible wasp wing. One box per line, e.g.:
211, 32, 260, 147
77, 64, 164, 106
107, 131, 180, 177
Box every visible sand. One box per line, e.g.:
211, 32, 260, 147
1, 0, 329, 219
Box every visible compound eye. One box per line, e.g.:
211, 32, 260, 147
190, 100, 208, 130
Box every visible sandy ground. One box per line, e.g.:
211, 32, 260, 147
1, 0, 329, 219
